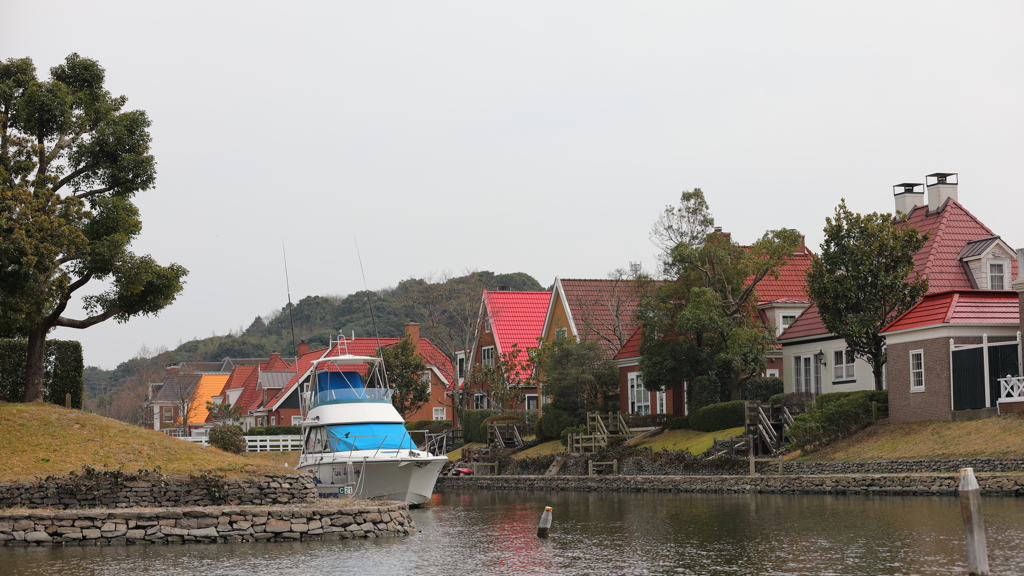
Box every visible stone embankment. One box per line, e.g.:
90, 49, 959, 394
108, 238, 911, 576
438, 472, 1024, 496
0, 472, 317, 510
0, 503, 414, 547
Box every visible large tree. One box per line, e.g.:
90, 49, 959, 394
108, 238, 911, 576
0, 54, 187, 402
806, 200, 929, 391
637, 189, 801, 402
536, 336, 618, 424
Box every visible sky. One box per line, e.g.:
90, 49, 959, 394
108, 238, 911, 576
2, 2, 1023, 370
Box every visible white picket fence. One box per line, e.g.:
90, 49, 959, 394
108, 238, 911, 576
180, 435, 303, 452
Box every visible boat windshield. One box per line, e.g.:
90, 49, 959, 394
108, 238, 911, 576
311, 371, 394, 405
325, 423, 416, 452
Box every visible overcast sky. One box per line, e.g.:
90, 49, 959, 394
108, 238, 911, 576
3, 2, 1022, 369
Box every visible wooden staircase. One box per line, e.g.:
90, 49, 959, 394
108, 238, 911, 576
568, 412, 638, 453
487, 420, 524, 449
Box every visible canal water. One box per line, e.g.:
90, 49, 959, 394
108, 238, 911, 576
5, 491, 1024, 575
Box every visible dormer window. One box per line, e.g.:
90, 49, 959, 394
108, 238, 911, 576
989, 263, 1004, 290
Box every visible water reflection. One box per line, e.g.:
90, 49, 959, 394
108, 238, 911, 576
5, 491, 1024, 575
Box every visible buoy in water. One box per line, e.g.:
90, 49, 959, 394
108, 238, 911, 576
537, 506, 553, 538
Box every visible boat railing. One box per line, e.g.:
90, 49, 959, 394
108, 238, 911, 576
311, 387, 394, 406
311, 434, 419, 462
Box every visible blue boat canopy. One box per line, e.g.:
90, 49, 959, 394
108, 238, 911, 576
325, 423, 416, 452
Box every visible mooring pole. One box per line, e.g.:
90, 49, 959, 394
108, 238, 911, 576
958, 467, 989, 576
537, 506, 553, 538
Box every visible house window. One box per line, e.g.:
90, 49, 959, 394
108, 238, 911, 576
780, 315, 797, 335
433, 407, 446, 421
473, 393, 488, 410
793, 355, 822, 394
656, 390, 667, 414
270, 416, 276, 426
555, 327, 568, 339
765, 369, 779, 378
628, 372, 650, 415
833, 349, 855, 381
989, 263, 1005, 290
457, 357, 465, 379
291, 416, 302, 425
910, 350, 925, 391
526, 394, 539, 410
421, 370, 432, 391
481, 346, 495, 367
162, 406, 173, 423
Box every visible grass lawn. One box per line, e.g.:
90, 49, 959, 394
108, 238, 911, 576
634, 427, 746, 455
511, 440, 565, 459
0, 403, 299, 482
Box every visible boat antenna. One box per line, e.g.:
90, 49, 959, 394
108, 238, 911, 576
355, 239, 388, 384
283, 242, 298, 359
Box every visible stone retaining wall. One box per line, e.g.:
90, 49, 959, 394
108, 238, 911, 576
0, 472, 317, 510
438, 472, 1024, 496
770, 457, 1024, 475
0, 503, 414, 547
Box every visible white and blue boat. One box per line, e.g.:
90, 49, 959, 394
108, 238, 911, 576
296, 338, 447, 505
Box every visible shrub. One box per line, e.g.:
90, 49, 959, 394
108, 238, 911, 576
244, 425, 301, 436
687, 375, 721, 413
0, 339, 83, 407
788, 390, 888, 452
665, 416, 690, 430
560, 426, 586, 447
785, 392, 815, 414
689, 400, 746, 432
767, 393, 788, 406
741, 377, 784, 402
209, 425, 246, 454
536, 405, 577, 441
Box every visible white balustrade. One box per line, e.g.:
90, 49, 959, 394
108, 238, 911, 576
170, 434, 303, 451
999, 376, 1024, 402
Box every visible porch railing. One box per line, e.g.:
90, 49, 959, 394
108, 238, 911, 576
999, 376, 1024, 402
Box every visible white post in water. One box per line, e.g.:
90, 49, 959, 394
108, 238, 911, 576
537, 506, 553, 538
958, 467, 989, 576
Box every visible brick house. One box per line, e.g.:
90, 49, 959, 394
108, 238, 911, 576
779, 174, 1019, 404
465, 289, 551, 412
881, 290, 1020, 423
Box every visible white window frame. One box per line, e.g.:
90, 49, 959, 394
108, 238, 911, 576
162, 406, 173, 423
765, 369, 779, 378
481, 346, 495, 367
433, 407, 446, 421
989, 263, 1005, 290
421, 370, 432, 392
473, 393, 488, 410
291, 415, 302, 425
525, 394, 539, 411
793, 354, 822, 394
779, 315, 797, 335
628, 372, 650, 415
656, 390, 667, 414
270, 416, 276, 426
910, 349, 925, 392
484, 318, 491, 333
555, 327, 568, 339
833, 349, 855, 381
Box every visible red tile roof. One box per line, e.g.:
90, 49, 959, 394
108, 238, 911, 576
485, 290, 551, 354
206, 365, 258, 422
755, 245, 813, 305
899, 200, 1017, 294
613, 325, 643, 361
882, 290, 1020, 333
782, 199, 1018, 340
558, 279, 643, 359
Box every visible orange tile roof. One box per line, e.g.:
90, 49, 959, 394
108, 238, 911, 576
187, 374, 229, 424
882, 290, 1020, 333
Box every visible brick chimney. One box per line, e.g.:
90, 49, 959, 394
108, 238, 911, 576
926, 173, 958, 212
893, 182, 924, 215
166, 365, 179, 375
297, 340, 309, 356
405, 323, 420, 351
269, 352, 281, 361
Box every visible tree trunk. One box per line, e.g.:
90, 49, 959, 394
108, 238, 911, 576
22, 324, 48, 402
873, 359, 885, 392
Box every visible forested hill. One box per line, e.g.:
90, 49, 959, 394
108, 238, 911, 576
85, 271, 544, 424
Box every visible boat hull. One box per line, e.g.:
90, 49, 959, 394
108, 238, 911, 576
298, 455, 447, 506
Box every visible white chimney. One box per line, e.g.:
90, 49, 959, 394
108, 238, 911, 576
926, 172, 958, 212
893, 183, 924, 216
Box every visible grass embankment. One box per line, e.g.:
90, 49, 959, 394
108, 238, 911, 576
0, 403, 297, 482
796, 416, 1024, 461
634, 426, 746, 454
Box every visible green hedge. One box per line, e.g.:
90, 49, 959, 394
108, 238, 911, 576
687, 375, 721, 413
0, 339, 83, 408
405, 420, 452, 435
536, 405, 579, 441
741, 377, 784, 402
789, 390, 888, 452
244, 425, 301, 436
815, 390, 888, 410
665, 416, 690, 430
689, 400, 746, 432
